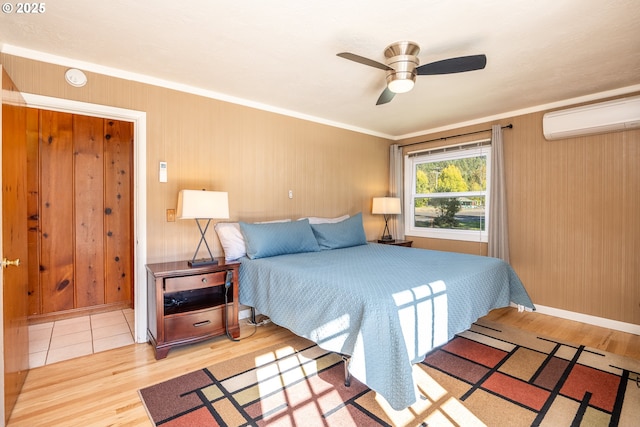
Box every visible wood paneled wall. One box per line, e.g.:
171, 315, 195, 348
103, 119, 134, 303
27, 109, 133, 316
38, 110, 74, 313
0, 54, 391, 268
399, 102, 640, 325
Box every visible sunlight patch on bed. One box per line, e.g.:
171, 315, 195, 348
394, 280, 449, 360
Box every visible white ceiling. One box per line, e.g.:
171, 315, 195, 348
1, 0, 640, 138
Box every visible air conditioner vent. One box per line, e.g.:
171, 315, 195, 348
543, 95, 640, 140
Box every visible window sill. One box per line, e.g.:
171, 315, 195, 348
405, 227, 488, 243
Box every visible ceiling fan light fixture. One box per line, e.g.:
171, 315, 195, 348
387, 73, 416, 94
336, 40, 487, 105
383, 41, 419, 94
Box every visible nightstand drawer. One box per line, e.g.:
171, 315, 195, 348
164, 308, 224, 341
146, 259, 240, 359
165, 270, 227, 292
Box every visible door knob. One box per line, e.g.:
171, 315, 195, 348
2, 258, 20, 268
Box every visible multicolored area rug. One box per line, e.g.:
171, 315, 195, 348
139, 321, 640, 426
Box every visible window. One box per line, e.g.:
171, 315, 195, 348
404, 141, 491, 242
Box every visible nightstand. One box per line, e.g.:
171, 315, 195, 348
146, 259, 240, 359
372, 239, 413, 247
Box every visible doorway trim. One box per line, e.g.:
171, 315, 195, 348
22, 93, 148, 343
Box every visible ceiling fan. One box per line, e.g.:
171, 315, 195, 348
337, 41, 487, 105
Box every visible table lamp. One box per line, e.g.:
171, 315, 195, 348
372, 197, 401, 242
177, 189, 229, 267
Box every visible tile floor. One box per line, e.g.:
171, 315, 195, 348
28, 308, 135, 368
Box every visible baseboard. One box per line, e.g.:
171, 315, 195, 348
512, 303, 640, 336
239, 307, 253, 320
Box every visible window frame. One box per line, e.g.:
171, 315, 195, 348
404, 141, 491, 242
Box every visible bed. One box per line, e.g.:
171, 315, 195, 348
216, 213, 535, 410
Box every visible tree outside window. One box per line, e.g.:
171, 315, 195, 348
405, 143, 490, 242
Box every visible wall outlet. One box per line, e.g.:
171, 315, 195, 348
166, 209, 176, 222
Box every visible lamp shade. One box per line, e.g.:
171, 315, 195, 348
372, 197, 401, 215
177, 190, 229, 219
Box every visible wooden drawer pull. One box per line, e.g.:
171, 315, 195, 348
193, 320, 211, 327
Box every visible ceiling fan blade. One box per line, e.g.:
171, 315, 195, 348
337, 52, 393, 71
416, 54, 487, 75
376, 87, 395, 105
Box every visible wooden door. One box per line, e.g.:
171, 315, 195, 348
1, 67, 30, 424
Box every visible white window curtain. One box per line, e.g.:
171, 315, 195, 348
488, 124, 509, 261
389, 144, 405, 240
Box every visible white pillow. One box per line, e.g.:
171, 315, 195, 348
214, 222, 245, 261
215, 219, 290, 261
298, 214, 350, 224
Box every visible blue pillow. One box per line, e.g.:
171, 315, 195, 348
239, 219, 320, 259
310, 212, 367, 250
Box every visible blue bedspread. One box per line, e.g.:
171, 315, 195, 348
239, 243, 534, 410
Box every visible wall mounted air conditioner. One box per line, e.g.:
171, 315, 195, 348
542, 95, 640, 140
